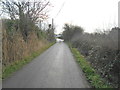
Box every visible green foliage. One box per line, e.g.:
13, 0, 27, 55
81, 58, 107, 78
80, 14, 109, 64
62, 24, 84, 41
2, 18, 52, 42
2, 0, 50, 41
71, 48, 112, 88
3, 19, 18, 35
5, 19, 14, 31
46, 27, 56, 42
35, 27, 48, 40
2, 43, 54, 79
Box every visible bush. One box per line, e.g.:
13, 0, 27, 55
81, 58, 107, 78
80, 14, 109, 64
71, 48, 111, 88
63, 24, 120, 88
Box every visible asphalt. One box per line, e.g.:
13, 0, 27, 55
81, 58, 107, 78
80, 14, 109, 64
3, 42, 90, 88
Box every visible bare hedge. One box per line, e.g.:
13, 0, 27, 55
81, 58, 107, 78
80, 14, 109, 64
63, 24, 120, 88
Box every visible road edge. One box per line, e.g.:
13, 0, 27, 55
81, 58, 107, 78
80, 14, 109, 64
69, 46, 112, 88
2, 42, 55, 80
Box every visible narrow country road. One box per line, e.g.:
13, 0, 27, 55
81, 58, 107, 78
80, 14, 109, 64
3, 42, 90, 88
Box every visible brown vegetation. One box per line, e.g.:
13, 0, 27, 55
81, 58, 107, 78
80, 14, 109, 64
1, 0, 55, 70
62, 24, 120, 88
2, 26, 48, 69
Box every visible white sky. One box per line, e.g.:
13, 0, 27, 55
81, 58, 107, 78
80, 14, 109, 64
47, 0, 119, 34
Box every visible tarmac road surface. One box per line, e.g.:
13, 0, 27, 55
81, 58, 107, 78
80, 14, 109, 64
3, 42, 90, 88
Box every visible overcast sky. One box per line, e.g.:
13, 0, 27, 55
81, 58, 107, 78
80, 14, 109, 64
1, 0, 119, 34
48, 0, 119, 34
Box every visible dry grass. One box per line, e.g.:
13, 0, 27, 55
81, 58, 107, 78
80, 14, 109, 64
2, 42, 54, 79
2, 29, 49, 71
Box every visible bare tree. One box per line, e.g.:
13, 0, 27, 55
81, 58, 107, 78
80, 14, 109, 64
1, 0, 50, 40
1, 0, 50, 22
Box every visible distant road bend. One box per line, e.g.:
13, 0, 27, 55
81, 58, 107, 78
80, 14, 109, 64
3, 42, 90, 88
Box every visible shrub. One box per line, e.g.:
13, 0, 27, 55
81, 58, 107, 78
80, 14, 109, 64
63, 24, 120, 88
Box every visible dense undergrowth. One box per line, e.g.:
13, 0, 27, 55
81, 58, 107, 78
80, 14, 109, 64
71, 48, 112, 88
62, 24, 120, 88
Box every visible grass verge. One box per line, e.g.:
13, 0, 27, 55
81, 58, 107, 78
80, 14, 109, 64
2, 42, 55, 80
71, 48, 112, 88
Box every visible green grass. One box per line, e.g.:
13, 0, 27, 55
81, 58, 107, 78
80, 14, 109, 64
2, 42, 55, 80
71, 48, 112, 88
